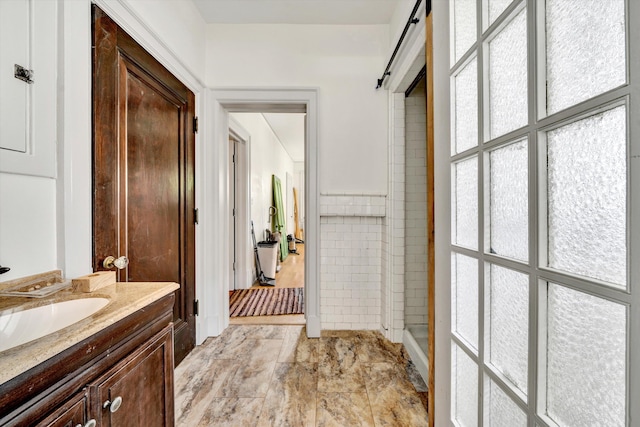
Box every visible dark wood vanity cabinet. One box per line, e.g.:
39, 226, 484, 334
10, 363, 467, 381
0, 294, 175, 427
38, 391, 88, 427
90, 327, 174, 426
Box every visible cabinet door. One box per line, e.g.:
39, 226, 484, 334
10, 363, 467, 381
90, 326, 174, 427
37, 391, 88, 427
0, 0, 57, 177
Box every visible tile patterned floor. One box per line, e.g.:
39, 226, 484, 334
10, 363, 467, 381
175, 325, 428, 426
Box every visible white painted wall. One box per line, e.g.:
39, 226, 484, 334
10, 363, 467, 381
231, 113, 295, 244
0, 173, 57, 280
388, 0, 416, 45
122, 0, 207, 80
206, 24, 389, 195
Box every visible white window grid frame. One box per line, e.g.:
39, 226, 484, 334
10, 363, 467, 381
448, 0, 639, 426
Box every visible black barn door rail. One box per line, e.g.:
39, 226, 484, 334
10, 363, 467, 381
375, 0, 431, 89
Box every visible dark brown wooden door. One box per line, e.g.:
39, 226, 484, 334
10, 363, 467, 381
92, 6, 195, 365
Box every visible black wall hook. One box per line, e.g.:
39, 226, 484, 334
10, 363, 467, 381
0, 265, 10, 275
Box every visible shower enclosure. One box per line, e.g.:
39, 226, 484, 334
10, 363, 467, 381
403, 73, 429, 376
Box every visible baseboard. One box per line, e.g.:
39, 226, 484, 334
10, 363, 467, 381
306, 315, 321, 337
403, 329, 429, 384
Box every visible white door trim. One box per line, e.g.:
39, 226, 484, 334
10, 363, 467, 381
203, 88, 320, 338
228, 116, 252, 291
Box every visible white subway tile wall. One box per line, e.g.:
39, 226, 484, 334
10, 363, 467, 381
405, 80, 428, 327
387, 92, 408, 341
318, 84, 426, 337
320, 195, 385, 330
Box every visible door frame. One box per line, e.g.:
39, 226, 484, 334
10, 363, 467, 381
228, 116, 252, 291
202, 88, 320, 340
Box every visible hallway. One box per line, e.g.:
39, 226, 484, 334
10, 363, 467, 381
230, 243, 305, 326
175, 324, 428, 426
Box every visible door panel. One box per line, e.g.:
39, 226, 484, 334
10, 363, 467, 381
229, 137, 237, 291
124, 62, 181, 285
92, 6, 195, 365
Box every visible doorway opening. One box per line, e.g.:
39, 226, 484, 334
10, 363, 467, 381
385, 35, 433, 416
203, 88, 320, 339
227, 112, 306, 325
403, 68, 428, 360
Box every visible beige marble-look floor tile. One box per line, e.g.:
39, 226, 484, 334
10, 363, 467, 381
201, 324, 288, 359
199, 327, 261, 360
216, 339, 282, 398
278, 326, 319, 363
316, 392, 375, 427
363, 362, 428, 427
317, 337, 366, 393
257, 362, 318, 427
174, 358, 237, 423
195, 397, 264, 427
237, 324, 289, 340
354, 331, 406, 364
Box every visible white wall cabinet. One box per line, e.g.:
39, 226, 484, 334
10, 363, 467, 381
0, 0, 57, 178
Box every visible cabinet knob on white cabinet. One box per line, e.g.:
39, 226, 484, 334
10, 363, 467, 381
103, 256, 129, 270
103, 396, 123, 413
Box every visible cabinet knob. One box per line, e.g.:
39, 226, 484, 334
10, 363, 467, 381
84, 420, 97, 427
103, 396, 123, 413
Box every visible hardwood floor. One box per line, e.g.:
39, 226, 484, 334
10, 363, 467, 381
254, 242, 304, 289
174, 325, 428, 426
230, 243, 305, 325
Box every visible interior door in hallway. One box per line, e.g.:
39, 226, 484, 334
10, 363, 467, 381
229, 136, 237, 290
92, 6, 196, 365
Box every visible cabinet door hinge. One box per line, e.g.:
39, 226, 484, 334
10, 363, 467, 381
194, 208, 199, 224
193, 116, 199, 133
194, 299, 199, 316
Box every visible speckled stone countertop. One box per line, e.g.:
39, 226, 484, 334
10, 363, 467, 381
0, 281, 179, 385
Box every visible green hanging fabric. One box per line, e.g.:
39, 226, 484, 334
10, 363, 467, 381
272, 174, 288, 261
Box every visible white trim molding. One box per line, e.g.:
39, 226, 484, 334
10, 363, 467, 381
205, 88, 320, 338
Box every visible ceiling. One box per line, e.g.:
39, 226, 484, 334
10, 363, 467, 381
192, 0, 402, 25
262, 113, 305, 162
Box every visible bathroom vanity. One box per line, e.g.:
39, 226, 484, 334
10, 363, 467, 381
0, 281, 179, 426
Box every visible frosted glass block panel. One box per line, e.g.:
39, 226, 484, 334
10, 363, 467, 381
485, 379, 527, 427
488, 9, 528, 139
453, 344, 478, 427
452, 156, 478, 249
487, 0, 512, 26
452, 0, 477, 64
487, 264, 528, 393
547, 106, 627, 286
546, 283, 626, 426
546, 0, 626, 114
488, 139, 528, 261
452, 253, 478, 349
453, 57, 478, 154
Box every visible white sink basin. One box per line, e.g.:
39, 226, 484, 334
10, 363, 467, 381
0, 298, 110, 352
